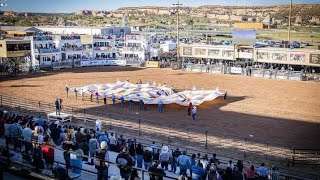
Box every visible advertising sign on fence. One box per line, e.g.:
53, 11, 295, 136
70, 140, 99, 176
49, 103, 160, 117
310, 54, 320, 64
230, 67, 243, 74
81, 60, 126, 67
145, 61, 159, 68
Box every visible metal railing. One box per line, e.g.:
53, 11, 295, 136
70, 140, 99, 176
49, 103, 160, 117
0, 138, 177, 180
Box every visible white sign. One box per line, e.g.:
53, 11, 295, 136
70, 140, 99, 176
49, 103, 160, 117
230, 67, 242, 74
81, 60, 126, 67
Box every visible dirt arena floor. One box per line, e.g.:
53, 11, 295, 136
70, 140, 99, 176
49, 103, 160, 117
0, 66, 320, 150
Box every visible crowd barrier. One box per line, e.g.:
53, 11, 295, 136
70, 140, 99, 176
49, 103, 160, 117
0, 138, 178, 180
0, 95, 318, 179
181, 64, 306, 81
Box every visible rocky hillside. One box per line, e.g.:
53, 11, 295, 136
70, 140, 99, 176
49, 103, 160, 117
75, 4, 320, 24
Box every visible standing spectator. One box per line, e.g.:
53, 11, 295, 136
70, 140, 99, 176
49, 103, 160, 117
32, 126, 44, 170
51, 124, 61, 146
232, 167, 243, 180
159, 146, 170, 171
99, 132, 109, 144
129, 143, 136, 162
177, 151, 190, 175
74, 88, 78, 100
130, 169, 140, 180
109, 133, 117, 151
120, 95, 125, 108
192, 160, 205, 180
96, 92, 99, 103
190, 154, 196, 177
41, 136, 55, 168
9, 118, 22, 151
95, 141, 109, 180
112, 94, 116, 106
150, 142, 157, 155
0, 112, 5, 137
270, 167, 280, 180
143, 147, 153, 170
139, 98, 144, 111
35, 116, 44, 127
171, 148, 181, 173
236, 160, 244, 173
227, 160, 234, 169
70, 143, 84, 175
103, 93, 107, 105
257, 163, 269, 179
207, 163, 217, 180
136, 143, 144, 168
188, 102, 192, 116
89, 134, 99, 165
55, 98, 60, 115
221, 167, 233, 180
22, 123, 33, 155
116, 146, 135, 180
90, 91, 93, 102
158, 98, 163, 113
148, 160, 166, 180
65, 85, 69, 97
81, 89, 84, 101
75, 127, 84, 143
192, 106, 197, 120
79, 138, 89, 162
129, 99, 134, 110
209, 154, 219, 166
244, 162, 255, 179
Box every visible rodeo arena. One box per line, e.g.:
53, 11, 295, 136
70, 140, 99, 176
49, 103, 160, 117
0, 25, 319, 180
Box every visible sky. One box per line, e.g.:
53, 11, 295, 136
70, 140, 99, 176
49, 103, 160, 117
1, 0, 320, 13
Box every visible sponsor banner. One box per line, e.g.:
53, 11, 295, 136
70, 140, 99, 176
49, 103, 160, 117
230, 67, 242, 74
272, 53, 287, 61
310, 54, 320, 64
289, 54, 306, 62
145, 61, 159, 68
81, 60, 126, 67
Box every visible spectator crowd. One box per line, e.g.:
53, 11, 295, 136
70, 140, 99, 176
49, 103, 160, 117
0, 109, 281, 180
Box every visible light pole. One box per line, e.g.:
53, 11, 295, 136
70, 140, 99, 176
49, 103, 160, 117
172, 0, 183, 62
0, 0, 8, 40
288, 0, 292, 43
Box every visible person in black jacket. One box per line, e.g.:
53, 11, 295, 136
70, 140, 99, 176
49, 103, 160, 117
116, 146, 135, 180
148, 160, 166, 180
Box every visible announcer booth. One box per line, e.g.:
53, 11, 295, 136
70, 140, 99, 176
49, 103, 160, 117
47, 112, 72, 124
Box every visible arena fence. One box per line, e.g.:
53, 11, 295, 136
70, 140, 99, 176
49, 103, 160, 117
0, 138, 178, 180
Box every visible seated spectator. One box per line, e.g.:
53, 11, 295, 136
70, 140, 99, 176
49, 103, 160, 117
148, 160, 166, 180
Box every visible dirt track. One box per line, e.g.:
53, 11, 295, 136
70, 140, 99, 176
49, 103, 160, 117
0, 66, 319, 149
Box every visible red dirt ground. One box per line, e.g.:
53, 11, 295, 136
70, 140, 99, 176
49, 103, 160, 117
0, 66, 319, 149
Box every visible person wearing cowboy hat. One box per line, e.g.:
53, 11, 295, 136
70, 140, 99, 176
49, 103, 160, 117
116, 146, 135, 180
192, 106, 197, 120
143, 147, 153, 170
159, 146, 170, 171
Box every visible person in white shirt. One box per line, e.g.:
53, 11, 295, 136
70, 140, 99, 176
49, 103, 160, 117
22, 123, 33, 155
192, 106, 197, 120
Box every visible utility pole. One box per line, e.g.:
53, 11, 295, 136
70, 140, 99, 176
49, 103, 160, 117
173, 0, 183, 62
0, 0, 8, 40
288, 0, 292, 43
